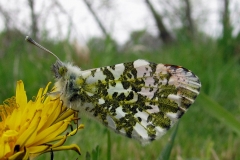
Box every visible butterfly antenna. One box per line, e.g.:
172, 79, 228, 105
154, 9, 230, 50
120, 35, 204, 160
25, 36, 60, 61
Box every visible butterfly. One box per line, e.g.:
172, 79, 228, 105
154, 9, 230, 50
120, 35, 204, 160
26, 36, 201, 144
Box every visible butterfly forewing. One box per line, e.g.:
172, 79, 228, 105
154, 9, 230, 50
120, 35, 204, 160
53, 59, 201, 143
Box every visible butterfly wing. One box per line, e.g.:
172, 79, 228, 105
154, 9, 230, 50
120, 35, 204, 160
74, 59, 201, 143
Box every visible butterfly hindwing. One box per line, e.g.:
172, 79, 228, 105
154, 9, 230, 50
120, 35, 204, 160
52, 59, 201, 143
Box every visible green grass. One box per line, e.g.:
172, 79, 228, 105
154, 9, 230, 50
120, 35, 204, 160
1, 33, 240, 160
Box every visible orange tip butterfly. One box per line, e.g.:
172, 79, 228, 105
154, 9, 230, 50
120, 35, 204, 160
26, 36, 201, 144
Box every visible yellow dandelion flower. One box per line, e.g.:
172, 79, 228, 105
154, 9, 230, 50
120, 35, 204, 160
0, 80, 84, 160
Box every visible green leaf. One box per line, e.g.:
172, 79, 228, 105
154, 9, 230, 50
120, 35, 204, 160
157, 122, 179, 160
198, 92, 240, 136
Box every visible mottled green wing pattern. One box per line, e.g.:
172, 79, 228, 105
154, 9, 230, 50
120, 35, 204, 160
53, 59, 201, 143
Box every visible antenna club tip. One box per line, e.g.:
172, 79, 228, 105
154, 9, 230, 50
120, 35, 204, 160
25, 36, 35, 43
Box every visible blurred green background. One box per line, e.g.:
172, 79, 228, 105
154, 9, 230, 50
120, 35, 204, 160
1, 1, 240, 160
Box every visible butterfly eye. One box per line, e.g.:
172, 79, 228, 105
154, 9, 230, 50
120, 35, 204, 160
58, 66, 68, 77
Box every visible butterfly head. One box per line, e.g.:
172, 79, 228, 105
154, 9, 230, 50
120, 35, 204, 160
52, 60, 68, 79
51, 60, 84, 109
52, 60, 82, 79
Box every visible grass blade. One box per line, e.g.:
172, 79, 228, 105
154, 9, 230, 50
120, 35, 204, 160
157, 122, 179, 160
198, 93, 240, 136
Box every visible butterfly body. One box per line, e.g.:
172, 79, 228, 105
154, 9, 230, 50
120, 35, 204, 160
51, 59, 201, 144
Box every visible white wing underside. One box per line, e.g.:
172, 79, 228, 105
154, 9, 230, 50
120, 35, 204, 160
54, 59, 201, 143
